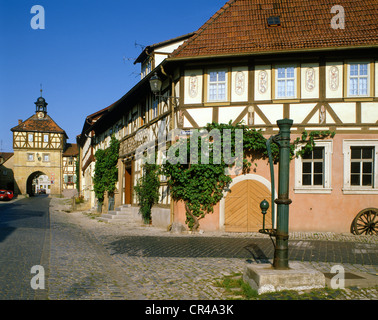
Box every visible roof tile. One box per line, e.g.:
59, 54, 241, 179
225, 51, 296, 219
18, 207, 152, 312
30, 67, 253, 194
171, 0, 378, 58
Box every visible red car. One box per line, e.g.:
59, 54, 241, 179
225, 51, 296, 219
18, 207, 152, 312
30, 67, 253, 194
0, 190, 14, 201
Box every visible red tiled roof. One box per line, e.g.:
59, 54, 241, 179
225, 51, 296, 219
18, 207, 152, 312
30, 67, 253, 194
0, 152, 14, 164
63, 143, 79, 157
171, 0, 378, 59
11, 113, 67, 136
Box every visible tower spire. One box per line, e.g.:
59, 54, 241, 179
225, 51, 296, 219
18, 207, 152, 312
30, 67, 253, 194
40, 83, 43, 97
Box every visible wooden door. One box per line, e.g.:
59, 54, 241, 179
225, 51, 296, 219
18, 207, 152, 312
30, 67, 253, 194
124, 166, 132, 205
225, 180, 272, 232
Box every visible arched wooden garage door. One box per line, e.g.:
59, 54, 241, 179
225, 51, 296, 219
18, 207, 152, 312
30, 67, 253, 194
225, 179, 272, 232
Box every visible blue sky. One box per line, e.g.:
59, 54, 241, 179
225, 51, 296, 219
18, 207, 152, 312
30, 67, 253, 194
0, 0, 224, 152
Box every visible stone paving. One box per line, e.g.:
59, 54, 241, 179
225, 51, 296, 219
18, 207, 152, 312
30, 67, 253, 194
47, 197, 378, 300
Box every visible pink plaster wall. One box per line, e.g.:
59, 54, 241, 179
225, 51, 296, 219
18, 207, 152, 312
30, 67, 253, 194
172, 133, 378, 233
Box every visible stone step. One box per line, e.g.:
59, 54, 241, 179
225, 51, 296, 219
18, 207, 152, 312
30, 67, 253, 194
96, 216, 141, 225
108, 210, 133, 216
97, 205, 141, 224
100, 213, 132, 220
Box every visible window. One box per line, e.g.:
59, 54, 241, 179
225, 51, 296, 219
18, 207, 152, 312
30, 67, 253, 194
302, 147, 324, 186
276, 66, 296, 99
343, 140, 378, 194
208, 70, 227, 101
348, 63, 369, 96
43, 154, 50, 162
28, 134, 33, 142
64, 175, 74, 184
350, 147, 374, 187
267, 16, 281, 27
294, 141, 332, 193
43, 134, 49, 143
27, 153, 34, 161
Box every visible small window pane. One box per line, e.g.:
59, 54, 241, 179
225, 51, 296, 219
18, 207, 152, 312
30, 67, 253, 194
210, 72, 217, 82
362, 147, 373, 159
302, 151, 312, 160
351, 162, 361, 174
277, 80, 285, 97
303, 163, 312, 174
286, 80, 295, 96
314, 162, 323, 174
363, 162, 372, 174
287, 67, 295, 78
302, 174, 311, 186
359, 64, 368, 76
349, 78, 358, 96
362, 175, 372, 186
277, 68, 285, 78
351, 148, 361, 159
351, 174, 360, 186
313, 174, 323, 186
359, 78, 368, 95
350, 64, 358, 76
218, 71, 226, 82
313, 148, 323, 159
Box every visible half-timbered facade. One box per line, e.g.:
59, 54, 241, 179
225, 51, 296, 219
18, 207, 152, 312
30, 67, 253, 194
79, 0, 378, 233
63, 143, 78, 190
10, 95, 78, 195
77, 105, 113, 208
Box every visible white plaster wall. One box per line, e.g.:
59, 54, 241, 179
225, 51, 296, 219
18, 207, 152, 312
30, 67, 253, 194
218, 106, 246, 124
231, 66, 248, 102
326, 61, 343, 99
258, 104, 283, 124
254, 65, 272, 101
290, 103, 317, 124
184, 70, 203, 105
361, 102, 378, 123
329, 103, 356, 123
301, 63, 319, 99
186, 108, 212, 127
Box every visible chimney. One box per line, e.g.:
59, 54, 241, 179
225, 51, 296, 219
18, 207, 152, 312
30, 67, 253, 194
18, 119, 22, 125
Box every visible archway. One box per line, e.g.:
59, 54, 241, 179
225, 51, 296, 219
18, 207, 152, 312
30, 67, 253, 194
26, 171, 46, 196
220, 174, 277, 232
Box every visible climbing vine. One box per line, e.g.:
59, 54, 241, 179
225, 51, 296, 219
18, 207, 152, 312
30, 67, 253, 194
134, 162, 161, 224
162, 121, 335, 231
93, 135, 120, 211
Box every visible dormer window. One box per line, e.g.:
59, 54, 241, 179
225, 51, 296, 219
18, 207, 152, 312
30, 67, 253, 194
267, 16, 281, 27
142, 59, 152, 79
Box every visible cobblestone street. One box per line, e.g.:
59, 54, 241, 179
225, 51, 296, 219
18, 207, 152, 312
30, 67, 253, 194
47, 198, 378, 301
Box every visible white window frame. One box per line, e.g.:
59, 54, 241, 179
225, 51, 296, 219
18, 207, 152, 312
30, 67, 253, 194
343, 139, 378, 194
347, 62, 370, 97
275, 65, 297, 99
28, 134, 34, 142
294, 140, 333, 194
207, 69, 228, 102
43, 134, 49, 143
27, 153, 34, 162
43, 153, 50, 162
